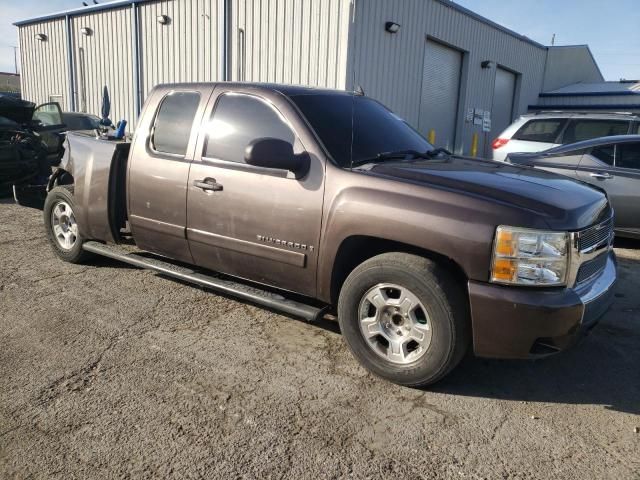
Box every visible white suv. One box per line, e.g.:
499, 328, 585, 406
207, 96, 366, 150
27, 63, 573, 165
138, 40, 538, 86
491, 112, 640, 161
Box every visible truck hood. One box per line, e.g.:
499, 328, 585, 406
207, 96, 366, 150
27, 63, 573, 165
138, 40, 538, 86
366, 156, 610, 230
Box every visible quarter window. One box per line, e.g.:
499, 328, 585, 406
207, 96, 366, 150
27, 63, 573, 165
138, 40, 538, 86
561, 119, 628, 144
512, 119, 566, 143
152, 91, 201, 156
616, 142, 640, 170
204, 94, 295, 163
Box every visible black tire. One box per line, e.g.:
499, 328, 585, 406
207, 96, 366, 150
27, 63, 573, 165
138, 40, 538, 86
337, 252, 470, 387
43, 186, 93, 264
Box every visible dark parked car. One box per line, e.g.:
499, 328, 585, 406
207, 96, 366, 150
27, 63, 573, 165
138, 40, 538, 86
23, 83, 616, 387
0, 94, 66, 193
507, 135, 640, 240
61, 112, 101, 131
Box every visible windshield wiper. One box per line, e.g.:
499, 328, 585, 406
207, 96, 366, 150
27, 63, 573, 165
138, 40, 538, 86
351, 148, 451, 167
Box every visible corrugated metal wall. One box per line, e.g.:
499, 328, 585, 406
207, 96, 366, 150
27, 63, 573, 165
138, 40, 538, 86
543, 46, 604, 92
138, 0, 224, 102
18, 19, 70, 108
18, 0, 559, 149
350, 0, 548, 155
71, 8, 136, 127
229, 0, 352, 89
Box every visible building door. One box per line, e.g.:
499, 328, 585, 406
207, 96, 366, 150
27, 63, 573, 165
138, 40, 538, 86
419, 40, 462, 151
491, 67, 517, 143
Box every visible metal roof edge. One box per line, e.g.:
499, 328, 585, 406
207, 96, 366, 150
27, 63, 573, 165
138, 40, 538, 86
529, 104, 640, 111
433, 0, 547, 50
540, 91, 639, 98
13, 0, 151, 26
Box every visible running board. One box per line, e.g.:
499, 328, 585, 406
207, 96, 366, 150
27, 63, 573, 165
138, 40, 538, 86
82, 241, 325, 322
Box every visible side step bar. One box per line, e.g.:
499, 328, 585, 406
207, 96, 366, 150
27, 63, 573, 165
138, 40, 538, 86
82, 241, 326, 322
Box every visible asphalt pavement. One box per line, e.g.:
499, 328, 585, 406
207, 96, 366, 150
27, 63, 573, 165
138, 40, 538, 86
1, 199, 639, 479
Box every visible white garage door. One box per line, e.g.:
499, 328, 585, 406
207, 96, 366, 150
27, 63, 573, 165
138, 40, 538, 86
491, 67, 517, 141
419, 40, 462, 151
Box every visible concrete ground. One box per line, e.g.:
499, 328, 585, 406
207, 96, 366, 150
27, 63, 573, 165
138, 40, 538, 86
0, 199, 638, 479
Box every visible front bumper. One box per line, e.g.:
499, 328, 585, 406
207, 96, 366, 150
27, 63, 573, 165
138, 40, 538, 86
469, 250, 616, 359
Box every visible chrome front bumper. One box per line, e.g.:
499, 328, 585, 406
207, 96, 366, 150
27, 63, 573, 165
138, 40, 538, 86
575, 251, 617, 327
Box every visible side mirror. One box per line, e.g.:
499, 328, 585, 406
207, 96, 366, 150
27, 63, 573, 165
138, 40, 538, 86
245, 137, 307, 175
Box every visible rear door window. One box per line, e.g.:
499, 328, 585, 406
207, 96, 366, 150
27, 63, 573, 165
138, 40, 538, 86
561, 119, 629, 144
512, 119, 566, 143
590, 145, 615, 165
616, 142, 640, 170
151, 91, 201, 156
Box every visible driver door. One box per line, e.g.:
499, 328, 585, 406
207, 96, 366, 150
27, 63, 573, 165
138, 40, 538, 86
186, 87, 325, 296
32, 102, 66, 165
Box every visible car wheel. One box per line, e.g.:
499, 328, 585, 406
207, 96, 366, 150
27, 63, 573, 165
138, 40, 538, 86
43, 186, 93, 264
337, 252, 469, 387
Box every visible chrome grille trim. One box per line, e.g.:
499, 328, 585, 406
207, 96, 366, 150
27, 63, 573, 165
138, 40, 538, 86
567, 215, 614, 287
578, 218, 614, 252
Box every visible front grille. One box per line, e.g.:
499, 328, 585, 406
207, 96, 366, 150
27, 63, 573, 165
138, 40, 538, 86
576, 253, 608, 284
578, 218, 613, 252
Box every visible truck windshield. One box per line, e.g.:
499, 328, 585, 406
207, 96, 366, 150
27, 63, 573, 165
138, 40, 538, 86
290, 94, 433, 168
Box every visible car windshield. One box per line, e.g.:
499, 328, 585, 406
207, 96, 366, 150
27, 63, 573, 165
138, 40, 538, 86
290, 93, 433, 168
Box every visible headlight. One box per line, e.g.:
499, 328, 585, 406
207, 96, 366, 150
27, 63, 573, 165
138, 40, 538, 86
491, 226, 569, 286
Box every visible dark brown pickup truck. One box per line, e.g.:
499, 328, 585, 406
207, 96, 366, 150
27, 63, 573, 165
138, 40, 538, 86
36, 83, 616, 386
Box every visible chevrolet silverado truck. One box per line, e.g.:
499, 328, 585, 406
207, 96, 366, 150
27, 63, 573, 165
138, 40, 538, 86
36, 83, 617, 386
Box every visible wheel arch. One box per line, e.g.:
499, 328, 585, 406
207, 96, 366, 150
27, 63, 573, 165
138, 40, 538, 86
327, 235, 469, 306
47, 168, 75, 192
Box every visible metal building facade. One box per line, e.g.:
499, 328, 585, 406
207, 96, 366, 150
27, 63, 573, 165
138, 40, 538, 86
228, 0, 352, 89
18, 18, 70, 108
71, 7, 136, 128
16, 0, 602, 152
349, 0, 548, 155
138, 0, 225, 99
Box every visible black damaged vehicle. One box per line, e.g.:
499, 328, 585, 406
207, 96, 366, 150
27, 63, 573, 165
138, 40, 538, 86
0, 94, 66, 203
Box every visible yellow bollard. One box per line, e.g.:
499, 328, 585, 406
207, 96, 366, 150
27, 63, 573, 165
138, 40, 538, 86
428, 129, 436, 145
471, 132, 479, 158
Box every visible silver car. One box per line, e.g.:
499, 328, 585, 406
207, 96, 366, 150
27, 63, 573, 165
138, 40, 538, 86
492, 112, 640, 161
507, 135, 640, 239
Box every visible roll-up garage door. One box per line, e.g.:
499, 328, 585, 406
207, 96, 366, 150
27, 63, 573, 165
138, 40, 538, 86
491, 67, 517, 141
419, 40, 462, 151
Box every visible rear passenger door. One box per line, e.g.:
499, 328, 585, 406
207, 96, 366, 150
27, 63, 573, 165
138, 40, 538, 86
610, 142, 640, 232
186, 88, 325, 297
128, 88, 212, 263
576, 142, 640, 231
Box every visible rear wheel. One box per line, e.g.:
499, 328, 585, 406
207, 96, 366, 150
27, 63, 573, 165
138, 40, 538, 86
44, 186, 93, 263
337, 252, 469, 387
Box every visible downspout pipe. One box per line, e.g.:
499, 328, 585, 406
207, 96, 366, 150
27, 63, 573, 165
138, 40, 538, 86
131, 2, 142, 116
65, 15, 76, 111
220, 0, 230, 81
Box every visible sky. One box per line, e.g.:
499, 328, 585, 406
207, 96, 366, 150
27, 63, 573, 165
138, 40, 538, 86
1, 0, 639, 80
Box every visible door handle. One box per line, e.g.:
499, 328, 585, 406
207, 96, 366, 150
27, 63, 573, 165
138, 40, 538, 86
589, 172, 613, 180
193, 178, 223, 191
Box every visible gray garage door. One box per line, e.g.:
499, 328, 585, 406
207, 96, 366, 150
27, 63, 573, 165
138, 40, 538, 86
419, 40, 462, 151
491, 67, 517, 141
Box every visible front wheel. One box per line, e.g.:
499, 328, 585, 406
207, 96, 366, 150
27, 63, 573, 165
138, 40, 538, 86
337, 252, 469, 387
43, 186, 93, 264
